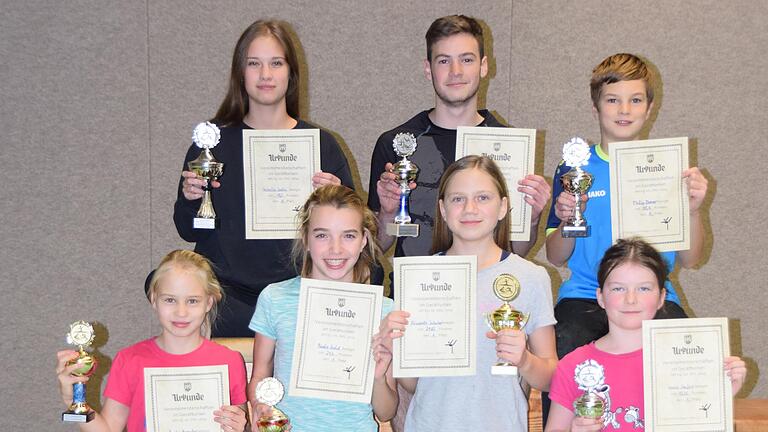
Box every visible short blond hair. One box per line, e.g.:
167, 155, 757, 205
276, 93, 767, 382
590, 53, 654, 110
148, 250, 223, 337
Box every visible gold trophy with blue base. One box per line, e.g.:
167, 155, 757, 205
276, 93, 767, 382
188, 121, 224, 230
255, 377, 290, 432
386, 132, 420, 238
560, 137, 594, 238
62, 321, 97, 423
484, 274, 529, 375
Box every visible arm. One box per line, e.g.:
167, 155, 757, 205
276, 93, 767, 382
56, 351, 130, 432
370, 333, 398, 422
316, 129, 355, 189
173, 144, 218, 242
485, 324, 557, 391
373, 310, 418, 394
247, 333, 277, 421
545, 191, 588, 267
725, 356, 747, 395
677, 167, 708, 268
544, 401, 602, 432
511, 174, 551, 256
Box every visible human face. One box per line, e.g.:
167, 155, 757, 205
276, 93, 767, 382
307, 205, 367, 283
425, 33, 488, 108
597, 262, 665, 332
152, 267, 213, 340
593, 79, 653, 145
439, 168, 507, 245
243, 35, 290, 110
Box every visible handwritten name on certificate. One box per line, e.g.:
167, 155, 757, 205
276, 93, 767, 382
643, 318, 732, 432
393, 255, 477, 377
289, 278, 384, 403
144, 365, 229, 432
609, 137, 690, 252
242, 129, 321, 239
456, 127, 536, 241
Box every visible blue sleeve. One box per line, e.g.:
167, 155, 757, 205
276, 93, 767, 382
546, 160, 567, 231
249, 286, 277, 339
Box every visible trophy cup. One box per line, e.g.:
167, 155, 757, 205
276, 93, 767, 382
188, 121, 224, 230
62, 321, 97, 423
573, 391, 607, 419
385, 132, 420, 238
255, 377, 290, 432
484, 274, 529, 375
560, 137, 594, 238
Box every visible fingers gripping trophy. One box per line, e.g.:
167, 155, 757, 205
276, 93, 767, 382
560, 137, 594, 238
484, 274, 529, 375
188, 121, 224, 230
62, 321, 97, 423
386, 132, 420, 238
255, 377, 290, 432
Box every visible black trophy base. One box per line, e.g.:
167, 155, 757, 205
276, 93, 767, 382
62, 411, 95, 423
193, 217, 216, 230
562, 224, 590, 238
387, 222, 419, 238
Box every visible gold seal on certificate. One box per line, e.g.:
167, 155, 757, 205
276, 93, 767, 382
188, 121, 224, 230
62, 321, 97, 423
255, 377, 289, 432
560, 137, 594, 238
484, 274, 529, 375
386, 132, 420, 238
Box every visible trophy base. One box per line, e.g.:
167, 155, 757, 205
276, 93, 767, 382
562, 225, 590, 238
193, 217, 216, 229
387, 222, 419, 238
491, 364, 518, 375
62, 411, 95, 423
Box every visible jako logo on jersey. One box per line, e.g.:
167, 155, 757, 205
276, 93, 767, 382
588, 189, 606, 198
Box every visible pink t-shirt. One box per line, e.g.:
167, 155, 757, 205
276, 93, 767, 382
549, 342, 646, 430
104, 337, 247, 432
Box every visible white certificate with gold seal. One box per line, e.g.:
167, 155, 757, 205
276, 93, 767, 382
456, 127, 537, 241
144, 365, 229, 432
609, 137, 690, 252
393, 255, 477, 377
643, 317, 732, 432
289, 278, 384, 403
242, 129, 321, 239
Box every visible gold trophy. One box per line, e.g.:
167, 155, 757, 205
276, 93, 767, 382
572, 358, 607, 420
560, 137, 594, 238
62, 321, 97, 423
255, 377, 289, 432
386, 132, 420, 237
188, 121, 224, 230
484, 274, 529, 375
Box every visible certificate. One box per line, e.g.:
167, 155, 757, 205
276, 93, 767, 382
144, 365, 229, 432
243, 129, 321, 239
289, 278, 384, 403
456, 127, 537, 241
393, 255, 477, 377
643, 317, 732, 432
609, 137, 690, 252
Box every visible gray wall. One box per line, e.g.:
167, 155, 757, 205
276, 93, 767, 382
2, 1, 765, 429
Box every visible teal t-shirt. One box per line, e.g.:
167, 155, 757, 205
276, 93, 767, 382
250, 276, 394, 431
546, 144, 680, 304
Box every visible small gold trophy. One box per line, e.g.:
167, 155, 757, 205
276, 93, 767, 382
484, 274, 529, 375
560, 137, 594, 238
188, 121, 224, 230
255, 377, 289, 432
386, 132, 420, 238
572, 359, 607, 420
62, 321, 97, 423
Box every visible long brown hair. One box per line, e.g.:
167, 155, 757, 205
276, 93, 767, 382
597, 237, 668, 291
292, 185, 381, 284
431, 155, 510, 254
212, 19, 300, 126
